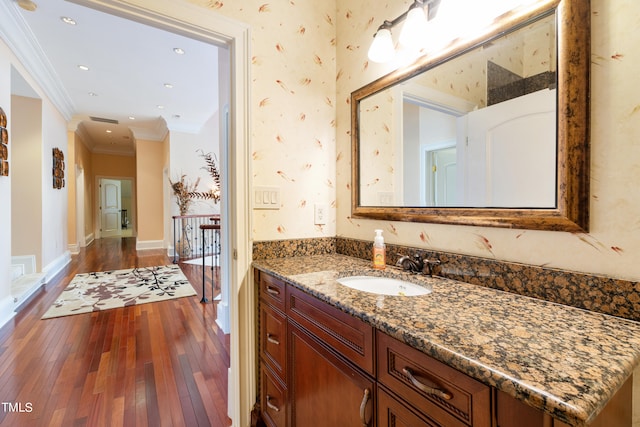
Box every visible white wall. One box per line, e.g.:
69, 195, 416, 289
40, 96, 69, 277
0, 38, 70, 329
0, 42, 13, 327
169, 112, 222, 216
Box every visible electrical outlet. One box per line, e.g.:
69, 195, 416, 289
314, 204, 328, 225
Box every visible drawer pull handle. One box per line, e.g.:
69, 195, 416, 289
359, 388, 370, 426
266, 333, 280, 345
402, 367, 452, 400
266, 395, 280, 412
266, 286, 280, 296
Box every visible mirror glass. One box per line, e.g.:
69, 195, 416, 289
359, 12, 556, 208
351, 0, 590, 231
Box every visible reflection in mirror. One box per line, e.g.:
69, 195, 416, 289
358, 12, 557, 208
351, 0, 590, 232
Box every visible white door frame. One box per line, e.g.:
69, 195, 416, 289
73, 1, 253, 425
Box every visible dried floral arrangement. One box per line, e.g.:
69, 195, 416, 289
169, 150, 221, 215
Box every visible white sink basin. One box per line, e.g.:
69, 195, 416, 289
336, 275, 431, 296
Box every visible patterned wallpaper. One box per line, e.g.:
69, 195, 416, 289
190, 0, 640, 282
188, 0, 338, 241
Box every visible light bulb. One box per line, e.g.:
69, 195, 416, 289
368, 28, 395, 63
399, 5, 428, 51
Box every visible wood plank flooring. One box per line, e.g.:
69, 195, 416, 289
0, 238, 231, 427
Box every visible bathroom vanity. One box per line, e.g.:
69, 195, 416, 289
253, 254, 640, 427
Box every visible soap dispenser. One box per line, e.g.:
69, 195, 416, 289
372, 229, 386, 270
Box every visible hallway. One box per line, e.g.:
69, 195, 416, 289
0, 238, 231, 427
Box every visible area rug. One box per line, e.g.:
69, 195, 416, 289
42, 265, 197, 319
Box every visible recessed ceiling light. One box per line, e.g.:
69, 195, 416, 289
157, 105, 165, 109
172, 114, 181, 119
106, 130, 112, 133
128, 116, 135, 120
164, 83, 173, 89
78, 65, 89, 71
17, 0, 37, 12
61, 16, 76, 25
173, 47, 185, 55
88, 92, 97, 97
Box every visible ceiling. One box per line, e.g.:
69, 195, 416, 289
1, 0, 219, 156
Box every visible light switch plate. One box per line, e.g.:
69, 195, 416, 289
254, 186, 280, 210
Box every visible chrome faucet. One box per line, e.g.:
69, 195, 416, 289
396, 253, 441, 276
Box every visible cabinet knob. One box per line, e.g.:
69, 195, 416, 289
402, 367, 452, 400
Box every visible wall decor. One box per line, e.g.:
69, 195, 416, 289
0, 107, 7, 177
52, 147, 65, 189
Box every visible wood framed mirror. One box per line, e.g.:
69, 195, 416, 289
351, 0, 589, 232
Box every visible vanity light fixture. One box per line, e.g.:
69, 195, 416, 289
368, 0, 432, 63
368, 0, 543, 63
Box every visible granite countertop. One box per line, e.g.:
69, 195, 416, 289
252, 254, 640, 427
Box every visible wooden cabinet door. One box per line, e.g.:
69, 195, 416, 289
288, 320, 375, 427
378, 386, 442, 427
260, 303, 287, 381
261, 361, 288, 427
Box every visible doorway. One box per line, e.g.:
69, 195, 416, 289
72, 2, 252, 425
98, 177, 134, 238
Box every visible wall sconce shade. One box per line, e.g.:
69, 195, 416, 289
367, 0, 431, 63
368, 24, 395, 63
399, 2, 429, 50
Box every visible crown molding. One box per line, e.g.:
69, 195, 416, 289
0, 2, 75, 120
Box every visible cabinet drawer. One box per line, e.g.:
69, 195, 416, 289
378, 386, 442, 427
377, 331, 490, 427
260, 362, 288, 427
259, 270, 286, 312
260, 303, 287, 381
286, 285, 375, 375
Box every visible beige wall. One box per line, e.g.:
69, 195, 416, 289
92, 152, 136, 178
136, 139, 164, 243
66, 131, 76, 247
69, 131, 95, 244
10, 95, 43, 269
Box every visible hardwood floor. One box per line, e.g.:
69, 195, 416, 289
0, 238, 231, 427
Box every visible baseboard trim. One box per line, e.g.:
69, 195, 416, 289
0, 295, 16, 331
42, 251, 71, 283
84, 233, 94, 247
216, 301, 231, 334
136, 240, 165, 251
